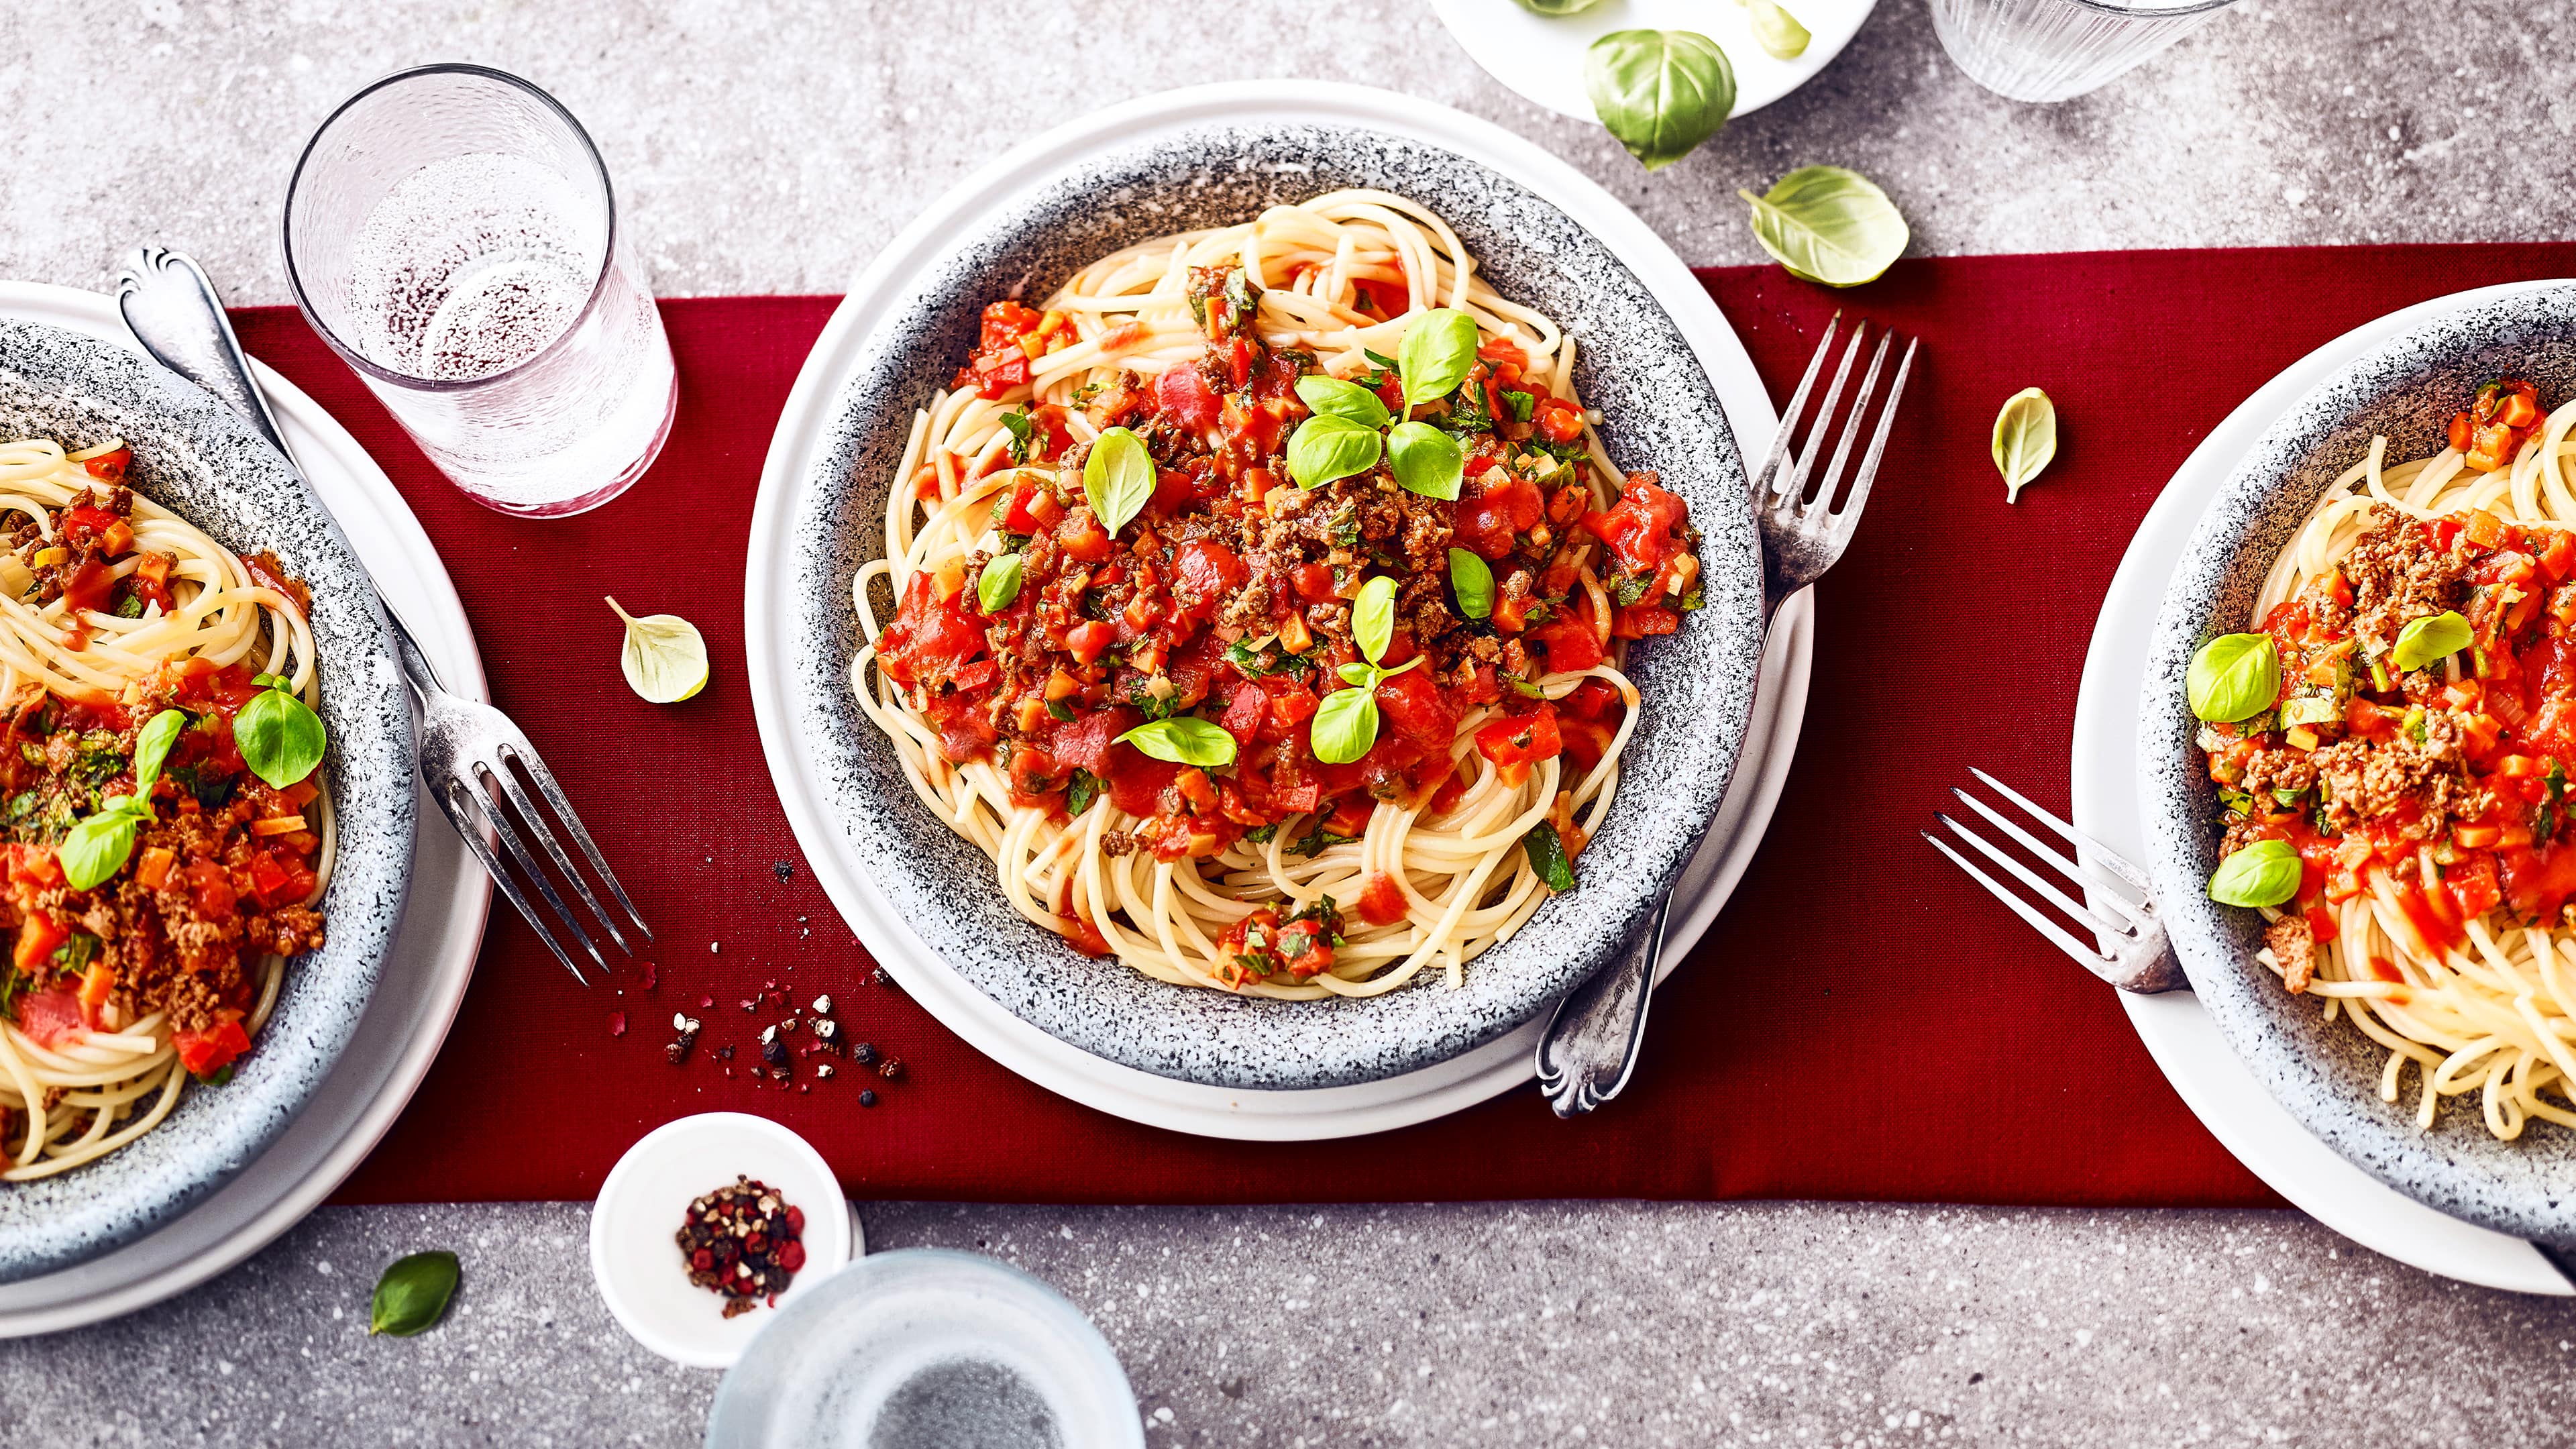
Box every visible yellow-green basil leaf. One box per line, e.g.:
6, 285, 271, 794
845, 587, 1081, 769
1738, 0, 1810, 58
1585, 30, 1736, 172
1083, 426, 1154, 535
1309, 684, 1381, 765
1286, 414, 1383, 490
1386, 421, 1464, 501
1737, 165, 1910, 288
1117, 716, 1238, 767
2186, 633, 2280, 724
370, 1250, 461, 1338
233, 684, 327, 790
606, 598, 710, 704
978, 553, 1024, 614
1449, 547, 1495, 620
58, 804, 143, 892
1991, 388, 2057, 504
1353, 574, 1399, 665
2207, 838, 2301, 908
131, 708, 188, 794
1398, 308, 1481, 409
1294, 375, 1390, 428
1515, 0, 1607, 11
1336, 661, 1377, 688
2391, 610, 2472, 672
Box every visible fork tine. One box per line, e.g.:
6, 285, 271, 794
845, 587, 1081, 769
1966, 766, 2155, 895
1935, 813, 2135, 941
1831, 336, 1914, 539
500, 740, 653, 943
1949, 786, 2084, 881
1923, 831, 2112, 967
1750, 312, 1841, 500
474, 765, 606, 971
488, 758, 633, 955
1945, 785, 2154, 935
1807, 331, 1893, 522
434, 777, 588, 985
1778, 322, 1868, 510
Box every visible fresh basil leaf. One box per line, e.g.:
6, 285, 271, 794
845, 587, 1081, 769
2187, 633, 2279, 724
1336, 661, 1377, 688
1352, 575, 1399, 666
1295, 376, 1391, 428
1501, 390, 1536, 423
1991, 388, 2057, 504
1287, 414, 1383, 490
252, 673, 290, 690
977, 553, 1024, 614
1738, 0, 1810, 58
2391, 611, 2473, 672
1066, 768, 1099, 816
2207, 838, 2300, 908
1362, 347, 1402, 375
370, 1250, 461, 1338
999, 409, 1037, 463
1310, 685, 1380, 765
131, 708, 187, 794
1083, 426, 1154, 535
1449, 548, 1495, 621
58, 804, 142, 892
1585, 30, 1735, 172
1524, 821, 1578, 892
1243, 822, 1279, 845
233, 682, 328, 790
1737, 165, 1909, 288
1398, 309, 1481, 409
1515, 0, 1607, 11
1382, 421, 1465, 503
1118, 716, 1238, 767
1505, 676, 1546, 699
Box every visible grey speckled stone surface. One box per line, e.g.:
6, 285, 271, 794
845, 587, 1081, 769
5, 0, 2576, 1443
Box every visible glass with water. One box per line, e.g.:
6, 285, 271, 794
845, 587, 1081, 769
283, 64, 676, 517
1929, 0, 2238, 103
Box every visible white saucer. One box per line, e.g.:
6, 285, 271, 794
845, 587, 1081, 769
0, 282, 494, 1335
2068, 278, 2576, 1297
1428, 0, 1880, 125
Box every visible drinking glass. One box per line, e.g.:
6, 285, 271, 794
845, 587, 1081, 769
1929, 0, 2239, 104
282, 64, 676, 517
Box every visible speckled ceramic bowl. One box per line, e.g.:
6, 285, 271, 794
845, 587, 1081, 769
0, 321, 415, 1283
779, 121, 1764, 1091
2141, 284, 2576, 1245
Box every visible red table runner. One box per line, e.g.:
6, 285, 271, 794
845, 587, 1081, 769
252, 241, 2576, 1207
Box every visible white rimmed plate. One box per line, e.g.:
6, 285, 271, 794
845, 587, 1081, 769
1429, 0, 1880, 124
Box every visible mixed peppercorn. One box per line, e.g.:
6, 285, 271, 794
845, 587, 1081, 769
677, 1175, 806, 1318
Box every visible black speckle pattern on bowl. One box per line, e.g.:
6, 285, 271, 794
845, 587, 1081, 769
784, 123, 1766, 1090
2140, 284, 2576, 1245
0, 321, 415, 1283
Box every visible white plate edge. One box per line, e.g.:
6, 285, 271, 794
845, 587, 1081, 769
1425, 0, 1882, 123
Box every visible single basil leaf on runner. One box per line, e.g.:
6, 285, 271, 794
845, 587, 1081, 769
1585, 30, 1736, 172
1083, 426, 1155, 534
370, 1250, 461, 1338
1309, 684, 1381, 765
1398, 308, 1481, 409
232, 680, 327, 790
1523, 820, 1578, 892
2206, 839, 2300, 908
1294, 375, 1391, 429
1448, 549, 1495, 621
1352, 575, 1399, 665
1737, 0, 1811, 58
1386, 421, 1464, 501
2186, 633, 2279, 724
977, 553, 1024, 614
1737, 165, 1909, 288
57, 802, 143, 892
1990, 388, 2058, 504
2391, 610, 2473, 672
131, 708, 188, 794
606, 596, 710, 703
1286, 415, 1384, 490
1117, 716, 1238, 767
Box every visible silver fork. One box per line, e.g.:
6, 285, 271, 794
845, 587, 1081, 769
1538, 315, 1920, 1116
1923, 769, 2186, 994
113, 245, 651, 984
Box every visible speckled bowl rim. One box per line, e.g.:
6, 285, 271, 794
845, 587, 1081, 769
0, 321, 415, 1283
2141, 284, 2576, 1246
752, 89, 1766, 1091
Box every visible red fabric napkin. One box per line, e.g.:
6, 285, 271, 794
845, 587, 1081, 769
248, 241, 2576, 1207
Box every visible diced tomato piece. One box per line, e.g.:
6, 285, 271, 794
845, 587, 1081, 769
1291, 562, 1338, 604
1220, 682, 1269, 745
15, 988, 85, 1049
1581, 476, 1693, 580
186, 859, 236, 918
1357, 871, 1409, 926
1173, 539, 1248, 619
2449, 853, 2503, 921
13, 910, 66, 973
1059, 913, 1112, 957
1065, 621, 1117, 665
1531, 616, 1604, 675
1155, 365, 1221, 433
76, 444, 131, 482
171, 1012, 253, 1076
1610, 604, 1679, 639
873, 570, 989, 690
1454, 470, 1544, 561
1474, 704, 1563, 788
61, 557, 115, 616
1375, 667, 1456, 752
1534, 398, 1585, 446
1057, 506, 1118, 561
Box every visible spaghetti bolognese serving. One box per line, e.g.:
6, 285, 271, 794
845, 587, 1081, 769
852, 191, 1704, 1000
2194, 375, 2576, 1140
0, 437, 332, 1180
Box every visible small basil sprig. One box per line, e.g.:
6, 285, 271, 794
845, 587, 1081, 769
1295, 376, 1391, 429
2186, 633, 2279, 724
1586, 30, 1736, 172
2391, 611, 2471, 672
370, 1250, 461, 1337
1118, 716, 1237, 768
978, 553, 1024, 613
1387, 422, 1464, 501
1399, 309, 1480, 410
58, 708, 189, 892
1448, 548, 1495, 621
2207, 839, 2300, 908
1287, 415, 1383, 490
1083, 427, 1153, 535
235, 674, 327, 790
1311, 577, 1424, 765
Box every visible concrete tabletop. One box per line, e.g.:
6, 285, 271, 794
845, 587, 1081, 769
5, 1, 2576, 1444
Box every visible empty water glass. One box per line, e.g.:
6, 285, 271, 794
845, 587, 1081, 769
1929, 0, 2239, 104
283, 64, 676, 517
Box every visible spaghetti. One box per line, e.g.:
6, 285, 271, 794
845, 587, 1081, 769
0, 437, 334, 1180
851, 191, 1704, 1000
2204, 377, 2576, 1140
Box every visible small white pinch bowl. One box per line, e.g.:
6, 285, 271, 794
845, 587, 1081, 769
589, 1112, 859, 1369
